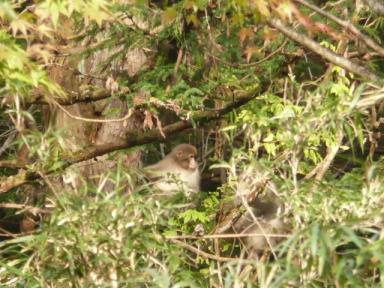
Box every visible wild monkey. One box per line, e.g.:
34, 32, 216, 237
218, 167, 287, 258
232, 198, 285, 258
145, 144, 200, 196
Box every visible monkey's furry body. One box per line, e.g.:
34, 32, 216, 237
146, 144, 200, 195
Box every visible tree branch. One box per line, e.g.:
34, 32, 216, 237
0, 91, 260, 194
0, 160, 29, 169
30, 86, 112, 106
66, 91, 259, 163
0, 170, 38, 194
267, 17, 382, 83
294, 0, 384, 57
304, 129, 343, 180
169, 239, 237, 262
0, 203, 51, 214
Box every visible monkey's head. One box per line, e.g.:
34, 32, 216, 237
170, 144, 198, 171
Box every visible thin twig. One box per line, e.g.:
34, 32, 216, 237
0, 130, 16, 157
165, 233, 289, 240
51, 97, 133, 123
209, 39, 288, 68
293, 0, 384, 57
305, 128, 343, 180
0, 203, 51, 214
170, 239, 239, 262
240, 39, 289, 67
268, 17, 381, 83
174, 48, 183, 75
0, 227, 19, 238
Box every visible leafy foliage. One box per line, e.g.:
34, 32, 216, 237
1, 0, 384, 287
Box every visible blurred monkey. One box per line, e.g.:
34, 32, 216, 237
220, 166, 287, 258
232, 198, 285, 258
146, 144, 200, 196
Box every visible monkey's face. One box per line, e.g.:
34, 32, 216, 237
173, 144, 198, 171
176, 151, 198, 170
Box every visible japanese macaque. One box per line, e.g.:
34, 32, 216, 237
219, 166, 287, 258
232, 198, 285, 258
145, 144, 200, 196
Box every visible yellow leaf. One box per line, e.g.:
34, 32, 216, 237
231, 13, 244, 26
262, 27, 278, 42
85, 1, 110, 27
36, 24, 54, 38
251, 0, 270, 18
10, 19, 30, 36
184, 0, 198, 11
244, 46, 260, 63
275, 1, 295, 22
0, 2, 16, 20
162, 7, 177, 25
186, 14, 200, 27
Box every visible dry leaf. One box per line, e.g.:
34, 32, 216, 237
105, 76, 119, 93
244, 46, 260, 63
133, 95, 146, 106
262, 27, 278, 42
274, 1, 295, 22
153, 114, 166, 139
143, 110, 154, 130
238, 27, 254, 46
252, 0, 270, 18
187, 15, 200, 27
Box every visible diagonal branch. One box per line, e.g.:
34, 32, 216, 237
0, 91, 260, 194
304, 129, 343, 180
268, 17, 382, 83
65, 91, 260, 163
294, 0, 384, 57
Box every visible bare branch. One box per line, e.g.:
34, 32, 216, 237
294, 0, 384, 57
30, 86, 112, 106
66, 91, 259, 164
0, 170, 38, 194
165, 233, 289, 240
0, 203, 51, 214
0, 91, 260, 194
0, 160, 28, 169
169, 239, 238, 262
51, 97, 134, 123
305, 129, 343, 180
268, 17, 382, 83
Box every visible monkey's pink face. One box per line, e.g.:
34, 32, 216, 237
176, 151, 198, 171
188, 154, 198, 170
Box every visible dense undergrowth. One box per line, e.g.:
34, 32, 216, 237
1, 0, 384, 287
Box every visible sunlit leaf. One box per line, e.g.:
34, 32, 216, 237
162, 7, 177, 25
